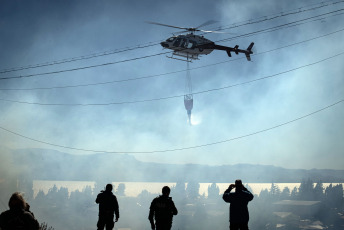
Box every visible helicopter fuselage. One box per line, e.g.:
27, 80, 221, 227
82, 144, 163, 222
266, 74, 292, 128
160, 33, 254, 61
160, 34, 214, 58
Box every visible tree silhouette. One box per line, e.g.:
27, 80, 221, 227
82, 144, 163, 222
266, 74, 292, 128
116, 183, 126, 196
55, 187, 69, 208
172, 181, 186, 203
269, 183, 281, 201
280, 186, 290, 200
34, 189, 46, 207
186, 181, 200, 201
299, 178, 314, 200
325, 183, 344, 208
259, 188, 270, 202
45, 184, 58, 207
290, 186, 298, 199
207, 183, 220, 200
313, 181, 324, 201
93, 181, 108, 194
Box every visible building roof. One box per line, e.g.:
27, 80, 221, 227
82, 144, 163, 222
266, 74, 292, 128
274, 200, 321, 206
273, 212, 293, 218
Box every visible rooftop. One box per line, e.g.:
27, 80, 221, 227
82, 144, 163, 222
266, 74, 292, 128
274, 200, 321, 206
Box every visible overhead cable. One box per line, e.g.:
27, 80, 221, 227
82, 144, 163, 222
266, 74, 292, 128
1, 8, 343, 81
0, 52, 171, 81
1, 0, 342, 74
211, 0, 344, 33
0, 99, 342, 153
0, 43, 159, 75
1, 51, 343, 106
217, 8, 344, 43
1, 26, 343, 91
219, 12, 344, 43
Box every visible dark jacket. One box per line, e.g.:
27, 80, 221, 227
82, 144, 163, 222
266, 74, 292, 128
222, 188, 254, 224
0, 208, 39, 230
148, 195, 178, 224
96, 190, 119, 219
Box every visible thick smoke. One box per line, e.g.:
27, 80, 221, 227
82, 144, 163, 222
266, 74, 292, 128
0, 0, 343, 229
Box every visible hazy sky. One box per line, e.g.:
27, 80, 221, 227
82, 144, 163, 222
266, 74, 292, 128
0, 0, 343, 170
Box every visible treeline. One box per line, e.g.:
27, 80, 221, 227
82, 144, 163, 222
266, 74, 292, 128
2, 179, 344, 230
259, 179, 344, 206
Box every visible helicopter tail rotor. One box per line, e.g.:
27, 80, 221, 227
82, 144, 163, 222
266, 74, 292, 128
245, 42, 254, 61
247, 42, 254, 53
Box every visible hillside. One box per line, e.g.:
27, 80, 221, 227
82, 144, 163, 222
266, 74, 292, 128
1, 147, 344, 182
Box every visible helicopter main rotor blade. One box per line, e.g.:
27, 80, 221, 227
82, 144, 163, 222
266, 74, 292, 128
146, 20, 235, 35
173, 30, 191, 35
146, 21, 188, 30
195, 20, 218, 29
199, 29, 224, 33
199, 29, 236, 34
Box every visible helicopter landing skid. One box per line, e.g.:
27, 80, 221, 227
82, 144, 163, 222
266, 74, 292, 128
166, 55, 192, 62
167, 51, 199, 62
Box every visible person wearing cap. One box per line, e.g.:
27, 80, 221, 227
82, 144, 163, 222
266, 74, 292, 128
148, 186, 178, 230
223, 180, 254, 230
96, 184, 119, 230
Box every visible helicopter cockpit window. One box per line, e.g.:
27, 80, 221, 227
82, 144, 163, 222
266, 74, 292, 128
173, 38, 182, 47
187, 41, 196, 49
166, 37, 176, 42
180, 38, 187, 48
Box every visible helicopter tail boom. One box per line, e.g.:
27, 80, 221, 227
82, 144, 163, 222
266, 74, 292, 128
214, 42, 254, 61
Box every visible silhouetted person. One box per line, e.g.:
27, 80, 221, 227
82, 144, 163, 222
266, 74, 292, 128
0, 192, 39, 230
148, 186, 178, 230
96, 184, 119, 230
223, 180, 254, 230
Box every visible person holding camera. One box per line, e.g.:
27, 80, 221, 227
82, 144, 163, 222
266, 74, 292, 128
223, 180, 254, 230
148, 186, 178, 230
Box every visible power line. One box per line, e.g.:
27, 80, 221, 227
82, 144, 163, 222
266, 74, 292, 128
0, 52, 171, 80
211, 0, 344, 33
218, 11, 344, 43
1, 7, 343, 81
0, 43, 160, 75
1, 47, 343, 106
192, 52, 344, 95
1, 0, 342, 75
217, 8, 344, 43
1, 26, 343, 91
0, 99, 342, 153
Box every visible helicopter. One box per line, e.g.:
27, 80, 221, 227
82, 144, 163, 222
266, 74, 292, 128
148, 21, 254, 61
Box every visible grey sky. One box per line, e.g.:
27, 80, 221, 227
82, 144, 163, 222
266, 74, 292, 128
0, 0, 343, 170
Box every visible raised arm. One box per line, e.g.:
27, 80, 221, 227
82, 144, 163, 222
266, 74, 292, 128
222, 184, 235, 203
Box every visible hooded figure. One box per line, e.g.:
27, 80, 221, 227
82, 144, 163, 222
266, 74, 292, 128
223, 180, 254, 230
0, 192, 39, 230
